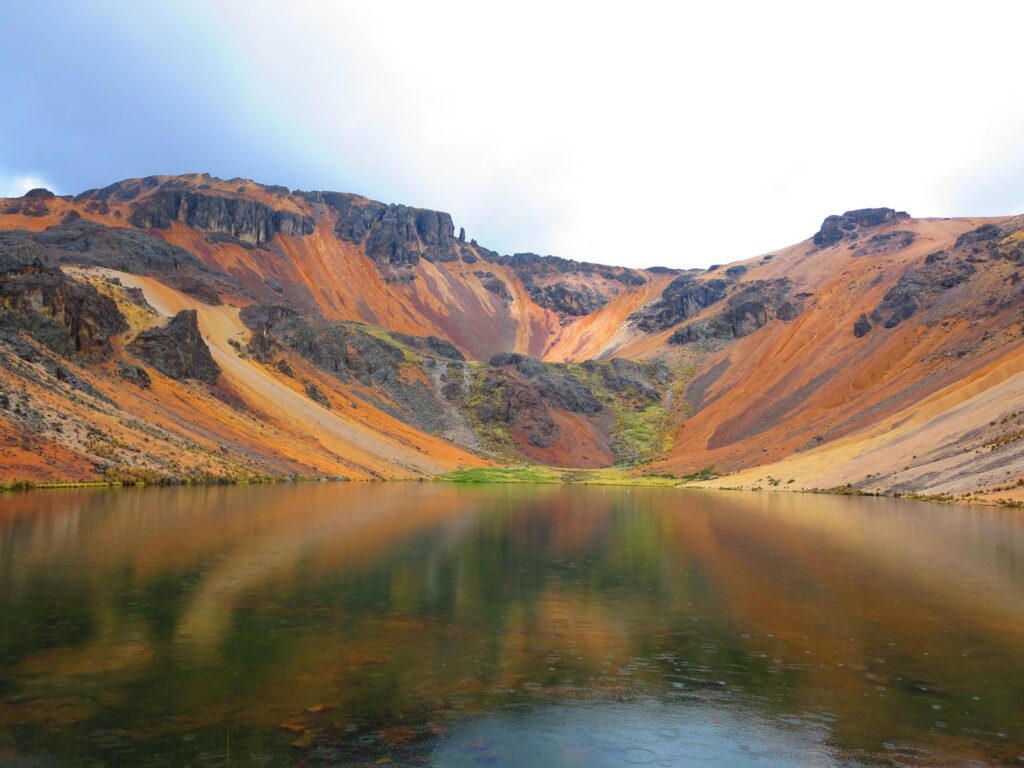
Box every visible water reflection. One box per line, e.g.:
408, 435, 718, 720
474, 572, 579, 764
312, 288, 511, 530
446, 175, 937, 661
1, 484, 1022, 766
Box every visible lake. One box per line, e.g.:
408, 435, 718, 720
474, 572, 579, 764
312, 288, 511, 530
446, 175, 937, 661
1, 483, 1022, 767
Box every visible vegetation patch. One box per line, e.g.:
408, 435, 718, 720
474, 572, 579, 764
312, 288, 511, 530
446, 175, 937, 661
441, 466, 681, 487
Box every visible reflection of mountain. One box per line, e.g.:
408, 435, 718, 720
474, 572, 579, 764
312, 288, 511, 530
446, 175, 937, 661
1, 486, 1023, 764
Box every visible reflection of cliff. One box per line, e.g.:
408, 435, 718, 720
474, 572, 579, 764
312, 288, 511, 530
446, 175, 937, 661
3, 486, 1024, 763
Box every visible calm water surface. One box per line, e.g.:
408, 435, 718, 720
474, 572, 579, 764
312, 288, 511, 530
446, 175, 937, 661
1, 484, 1023, 767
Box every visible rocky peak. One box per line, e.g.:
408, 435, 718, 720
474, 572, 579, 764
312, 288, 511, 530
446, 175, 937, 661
128, 310, 220, 383
302, 191, 459, 266
813, 208, 910, 248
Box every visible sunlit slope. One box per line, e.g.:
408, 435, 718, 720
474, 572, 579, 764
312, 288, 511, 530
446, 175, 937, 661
2, 175, 1023, 496
644, 215, 1024, 498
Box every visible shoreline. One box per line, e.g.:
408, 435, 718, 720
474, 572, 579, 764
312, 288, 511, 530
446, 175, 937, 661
5, 467, 1022, 509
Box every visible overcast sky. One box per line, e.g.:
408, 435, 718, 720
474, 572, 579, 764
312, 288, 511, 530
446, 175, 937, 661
4, 1, 1024, 268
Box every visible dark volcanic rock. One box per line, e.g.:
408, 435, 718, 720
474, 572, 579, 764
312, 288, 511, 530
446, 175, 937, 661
725, 264, 748, 279
954, 223, 1001, 250
486, 252, 645, 318
474, 270, 513, 305
128, 310, 220, 383
117, 362, 152, 388
489, 353, 602, 414
871, 257, 975, 329
3, 189, 55, 217
813, 208, 909, 248
631, 275, 729, 332
853, 313, 872, 338
129, 189, 314, 245
304, 380, 330, 408
582, 358, 668, 401
301, 191, 459, 265
240, 305, 455, 433
0, 219, 239, 303
391, 332, 465, 361
0, 264, 127, 359
531, 282, 607, 316
668, 279, 798, 345
855, 230, 916, 255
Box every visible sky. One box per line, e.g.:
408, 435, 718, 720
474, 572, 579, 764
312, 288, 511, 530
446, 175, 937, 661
3, 1, 1024, 269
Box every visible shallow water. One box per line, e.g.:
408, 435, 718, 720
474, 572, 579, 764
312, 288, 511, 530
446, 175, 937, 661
1, 483, 1022, 766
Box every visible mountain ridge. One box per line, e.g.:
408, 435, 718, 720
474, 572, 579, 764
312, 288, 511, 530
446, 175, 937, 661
2, 174, 1022, 505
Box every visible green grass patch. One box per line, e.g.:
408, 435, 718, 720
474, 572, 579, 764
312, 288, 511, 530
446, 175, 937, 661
441, 466, 681, 487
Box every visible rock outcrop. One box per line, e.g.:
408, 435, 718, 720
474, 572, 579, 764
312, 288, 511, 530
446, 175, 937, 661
2, 188, 55, 218
128, 310, 220, 383
240, 305, 455, 434
631, 275, 728, 332
474, 270, 513, 305
871, 253, 975, 329
853, 313, 872, 338
0, 219, 238, 304
813, 208, 909, 248
130, 189, 314, 245
668, 280, 798, 345
0, 263, 127, 359
489, 252, 645, 318
301, 191, 459, 266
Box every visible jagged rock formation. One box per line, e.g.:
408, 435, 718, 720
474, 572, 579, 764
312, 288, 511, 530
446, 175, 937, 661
630, 275, 728, 331
128, 188, 314, 245
241, 305, 454, 434
128, 310, 220, 383
871, 250, 975, 329
0, 263, 127, 359
813, 208, 909, 248
492, 252, 644, 318
474, 270, 513, 304
668, 279, 798, 345
302, 191, 459, 265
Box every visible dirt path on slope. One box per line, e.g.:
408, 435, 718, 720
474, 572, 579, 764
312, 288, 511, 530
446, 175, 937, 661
105, 270, 464, 477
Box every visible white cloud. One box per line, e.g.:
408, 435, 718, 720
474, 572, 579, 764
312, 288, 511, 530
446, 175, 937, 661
141, 2, 1024, 266
0, 172, 54, 198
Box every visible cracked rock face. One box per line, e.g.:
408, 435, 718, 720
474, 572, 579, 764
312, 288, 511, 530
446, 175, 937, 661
668, 279, 799, 345
128, 310, 220, 383
130, 189, 314, 245
0, 263, 127, 359
303, 191, 459, 266
631, 275, 729, 332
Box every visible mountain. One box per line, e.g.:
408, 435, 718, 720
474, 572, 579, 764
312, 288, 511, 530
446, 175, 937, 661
1, 175, 1022, 504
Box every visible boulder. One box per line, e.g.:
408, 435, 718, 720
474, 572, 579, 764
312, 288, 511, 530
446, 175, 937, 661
853, 314, 872, 338
128, 310, 220, 383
